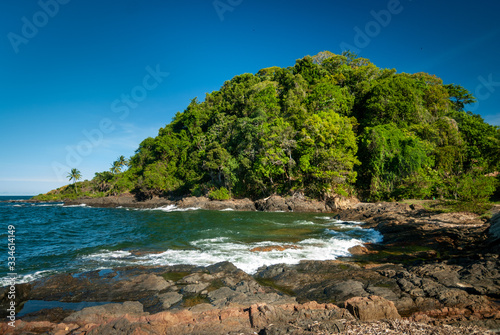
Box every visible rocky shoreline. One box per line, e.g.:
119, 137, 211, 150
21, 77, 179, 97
1, 202, 499, 334
62, 193, 360, 212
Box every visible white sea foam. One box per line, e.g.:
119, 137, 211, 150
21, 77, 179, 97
87, 250, 132, 259
293, 220, 317, 225
63, 204, 88, 208
79, 227, 381, 274
331, 222, 363, 230
147, 205, 201, 212
325, 228, 383, 244
219, 208, 235, 211
0, 270, 54, 286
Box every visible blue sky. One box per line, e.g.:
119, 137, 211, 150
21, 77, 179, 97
1, 0, 499, 195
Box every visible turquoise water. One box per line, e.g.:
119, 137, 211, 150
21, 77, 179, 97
0, 196, 382, 286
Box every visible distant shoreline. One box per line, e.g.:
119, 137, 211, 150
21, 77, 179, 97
61, 193, 360, 213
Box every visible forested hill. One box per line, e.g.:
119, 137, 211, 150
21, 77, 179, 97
41, 51, 500, 203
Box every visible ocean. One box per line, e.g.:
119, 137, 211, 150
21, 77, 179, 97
0, 196, 382, 286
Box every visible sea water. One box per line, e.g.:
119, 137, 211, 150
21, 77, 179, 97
0, 196, 382, 286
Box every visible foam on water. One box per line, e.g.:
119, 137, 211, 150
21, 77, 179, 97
147, 205, 201, 212
0, 270, 55, 286
79, 227, 382, 274
84, 250, 132, 260
293, 220, 317, 225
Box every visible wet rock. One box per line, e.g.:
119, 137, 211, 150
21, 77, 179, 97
345, 295, 401, 321
20, 307, 74, 323
348, 244, 376, 255
157, 292, 182, 309
0, 282, 31, 318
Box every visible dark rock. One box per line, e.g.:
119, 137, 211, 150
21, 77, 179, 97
20, 307, 74, 323
206, 261, 240, 274
255, 195, 292, 212
324, 280, 369, 301
0, 282, 31, 318
254, 195, 344, 212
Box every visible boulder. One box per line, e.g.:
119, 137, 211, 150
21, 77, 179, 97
255, 195, 291, 212
344, 295, 401, 321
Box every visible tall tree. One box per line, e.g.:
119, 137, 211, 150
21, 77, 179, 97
67, 168, 82, 193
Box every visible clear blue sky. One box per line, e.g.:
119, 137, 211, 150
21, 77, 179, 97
1, 0, 499, 195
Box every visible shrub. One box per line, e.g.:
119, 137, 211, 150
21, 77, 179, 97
456, 173, 498, 203
208, 187, 231, 200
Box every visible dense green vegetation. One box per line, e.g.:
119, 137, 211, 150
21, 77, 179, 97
35, 51, 500, 206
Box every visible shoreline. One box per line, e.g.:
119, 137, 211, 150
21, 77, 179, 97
2, 199, 499, 334
62, 193, 361, 213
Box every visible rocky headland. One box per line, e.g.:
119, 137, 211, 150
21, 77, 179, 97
1, 200, 499, 334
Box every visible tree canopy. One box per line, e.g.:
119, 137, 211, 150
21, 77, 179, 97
54, 51, 500, 202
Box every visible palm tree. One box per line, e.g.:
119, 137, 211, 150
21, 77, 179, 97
117, 155, 128, 168
110, 155, 129, 174
110, 160, 121, 174
67, 168, 82, 193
